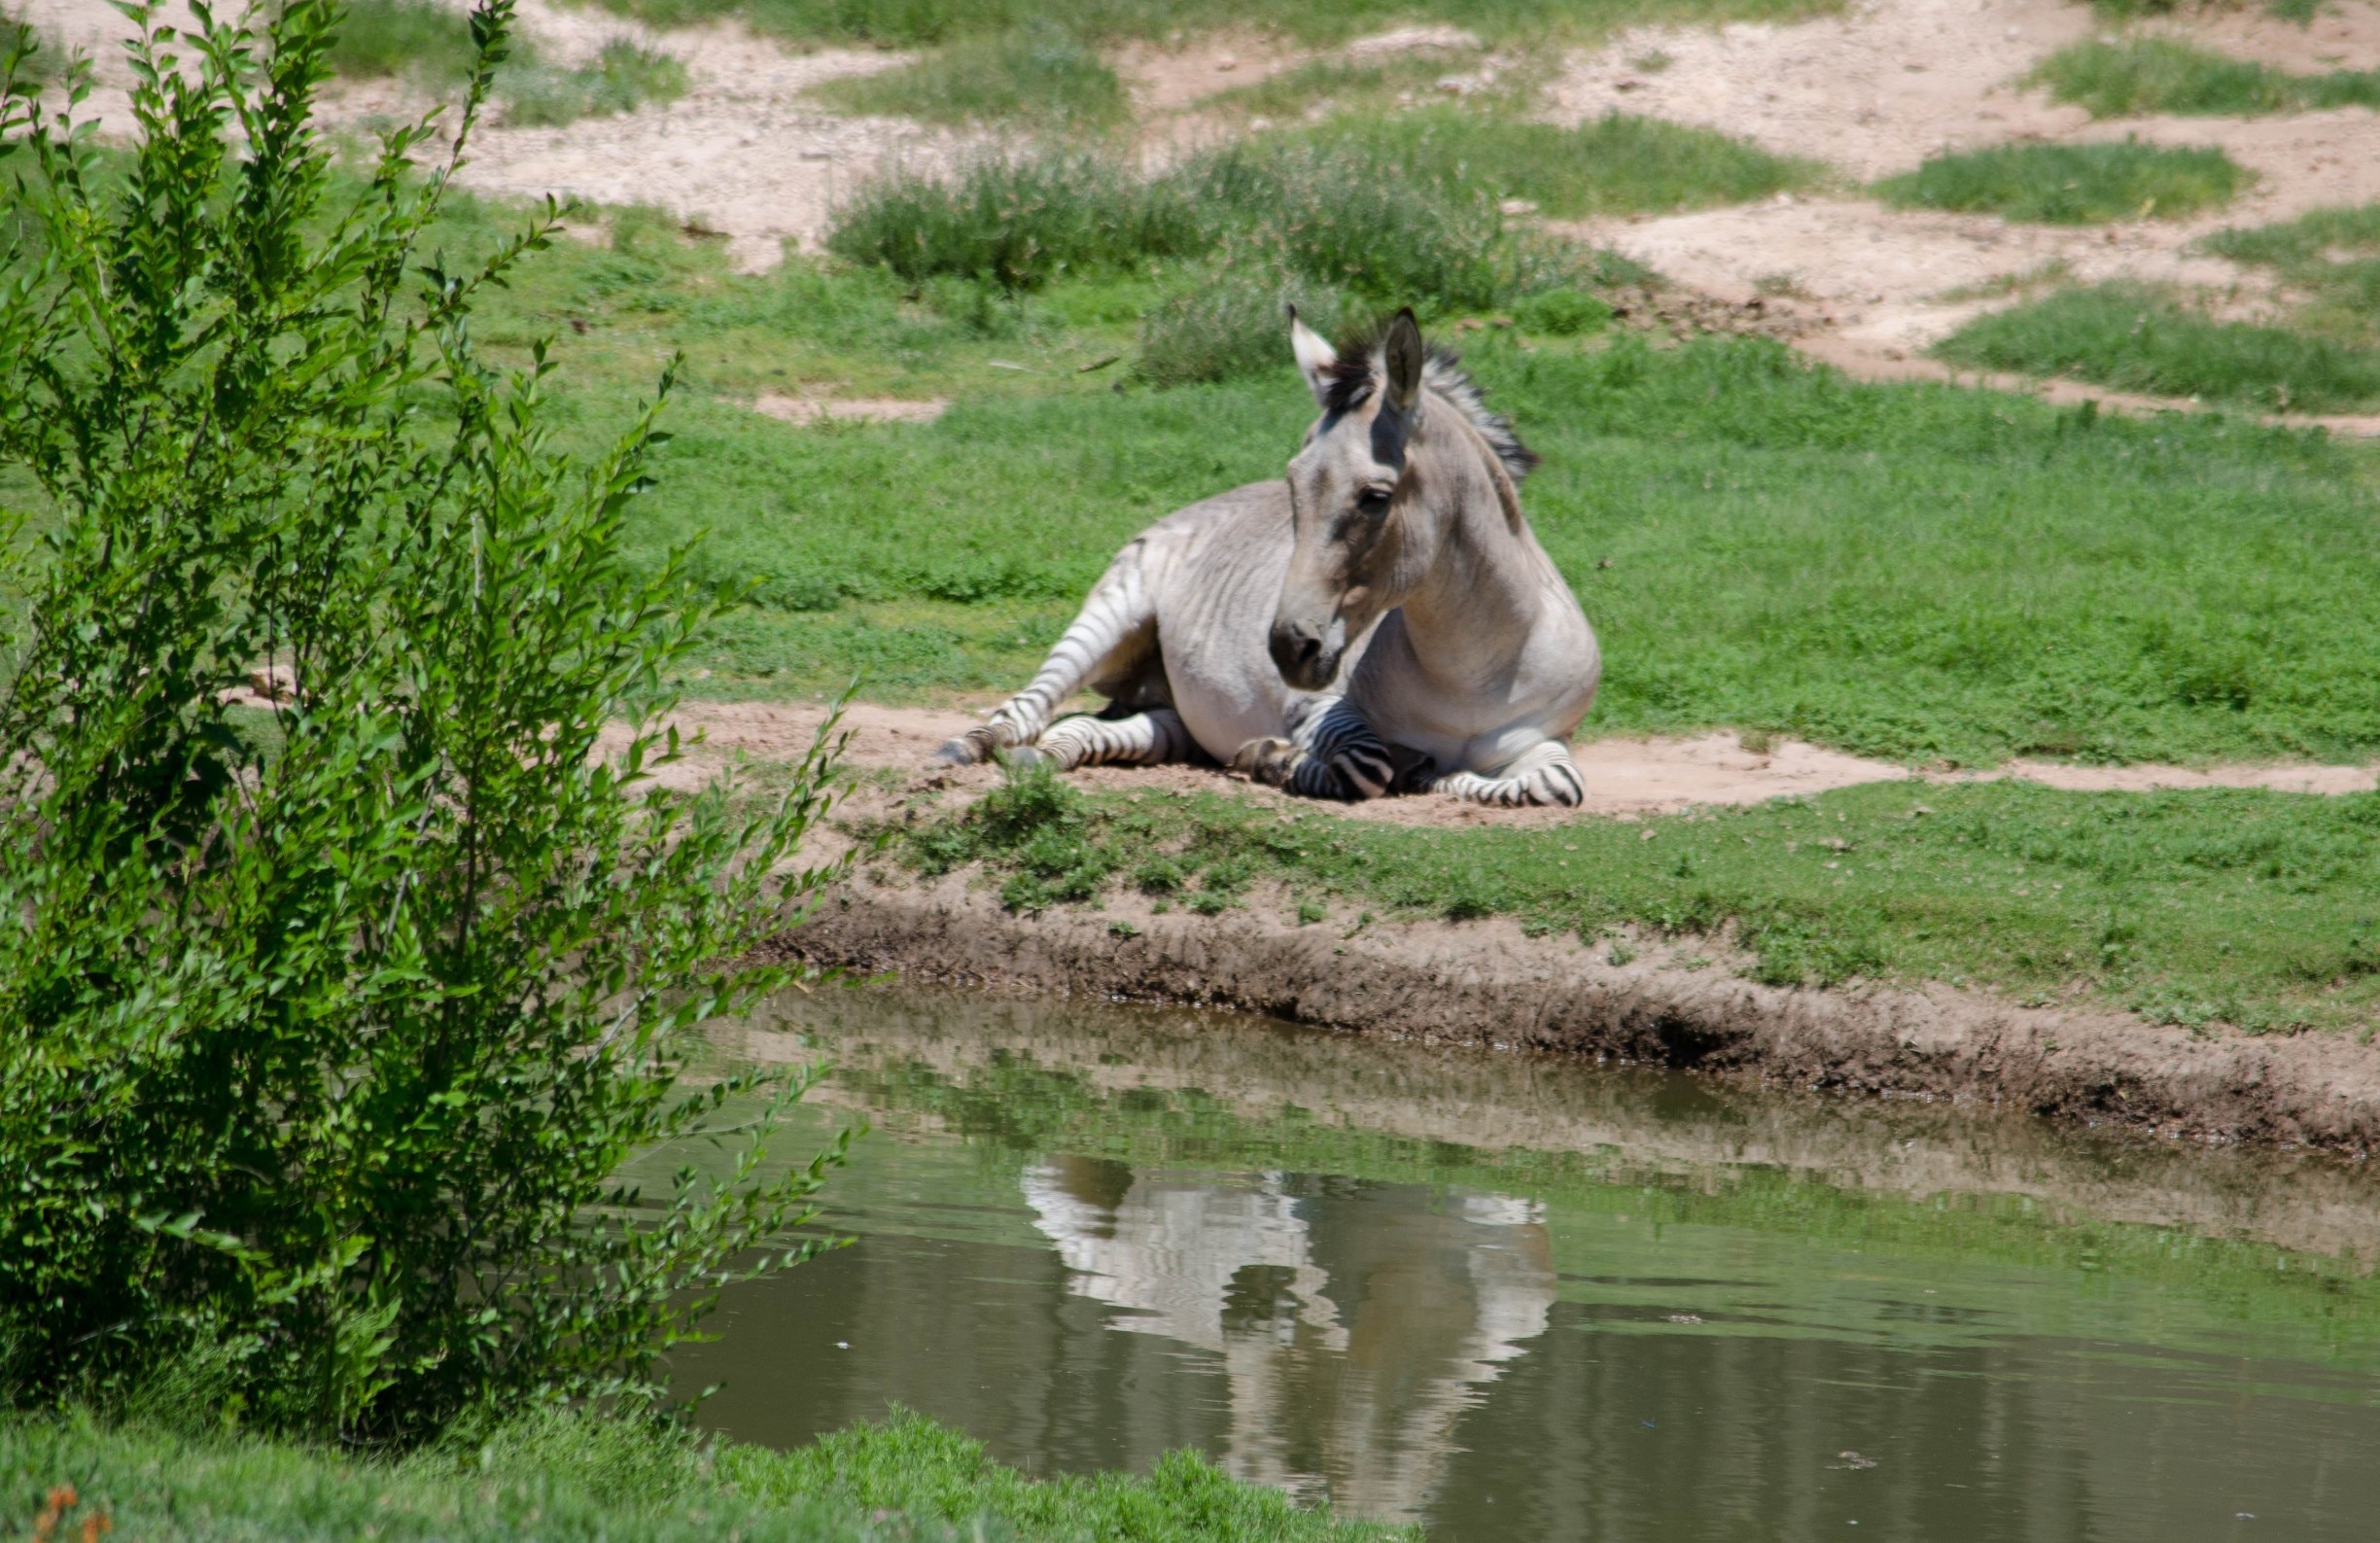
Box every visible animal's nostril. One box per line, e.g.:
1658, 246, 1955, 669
1295, 636, 1320, 664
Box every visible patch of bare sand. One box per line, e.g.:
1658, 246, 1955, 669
749, 393, 948, 425
1550, 0, 2096, 183
433, 0, 952, 272
1556, 196, 2243, 359
1113, 29, 1312, 115
598, 698, 2379, 821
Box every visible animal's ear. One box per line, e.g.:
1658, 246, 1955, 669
1383, 308, 1425, 418
1289, 305, 1338, 407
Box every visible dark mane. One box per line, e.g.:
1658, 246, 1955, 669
1318, 323, 1539, 481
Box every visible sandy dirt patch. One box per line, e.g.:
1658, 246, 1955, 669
21, 0, 950, 273
599, 697, 2378, 822
1550, 0, 2098, 184
419, 0, 948, 272
749, 392, 948, 425
1551, 0, 2380, 399
1114, 29, 1312, 116
2157, 2, 2380, 74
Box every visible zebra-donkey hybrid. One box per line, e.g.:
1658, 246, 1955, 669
935, 309, 1601, 806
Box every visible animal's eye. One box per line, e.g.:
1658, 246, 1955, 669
1355, 486, 1392, 514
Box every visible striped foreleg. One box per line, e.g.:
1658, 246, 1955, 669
1018, 708, 1192, 771
1227, 697, 1396, 801
1426, 740, 1586, 808
935, 544, 1153, 765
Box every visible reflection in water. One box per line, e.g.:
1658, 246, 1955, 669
1022, 1160, 1554, 1520
668, 986, 2380, 1542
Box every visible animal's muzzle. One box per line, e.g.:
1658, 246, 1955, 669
1270, 617, 1337, 690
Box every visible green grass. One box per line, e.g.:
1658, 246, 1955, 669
1934, 280, 2380, 411
112, 190, 2380, 770
0, 1409, 1405, 1543
2030, 39, 2380, 120
1874, 139, 2249, 224
2203, 203, 2380, 345
576, 0, 1838, 50
501, 38, 690, 127
883, 762, 2380, 1034
808, 21, 1128, 128
627, 340, 2380, 768
1268, 107, 1825, 219
324, 0, 480, 81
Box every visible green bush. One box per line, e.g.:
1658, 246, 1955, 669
826, 151, 1208, 290
501, 37, 690, 127
810, 19, 1127, 127
827, 131, 1633, 309
1933, 281, 2380, 411
1136, 272, 1355, 386
1874, 139, 2249, 224
0, 0, 849, 1444
1186, 138, 1558, 310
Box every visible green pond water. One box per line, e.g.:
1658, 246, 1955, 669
661, 987, 2380, 1542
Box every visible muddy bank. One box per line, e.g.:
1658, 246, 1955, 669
719, 985, 2380, 1260
783, 869, 2380, 1157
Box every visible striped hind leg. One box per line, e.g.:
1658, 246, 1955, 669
1427, 741, 1586, 808
1017, 707, 1193, 771
936, 542, 1155, 765
1227, 697, 1397, 801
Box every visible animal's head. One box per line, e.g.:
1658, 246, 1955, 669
1270, 308, 1538, 690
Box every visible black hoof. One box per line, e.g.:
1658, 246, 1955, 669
933, 726, 1003, 766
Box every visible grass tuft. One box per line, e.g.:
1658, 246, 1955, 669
576, 0, 1843, 51
810, 20, 1127, 127
1266, 108, 1825, 220
2202, 204, 2380, 345
1874, 139, 2248, 224
2030, 39, 2380, 119
500, 39, 689, 127
1933, 281, 2380, 411
324, 0, 478, 81
2090, 0, 2320, 19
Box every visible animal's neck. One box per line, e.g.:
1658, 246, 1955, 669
1394, 453, 1544, 688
